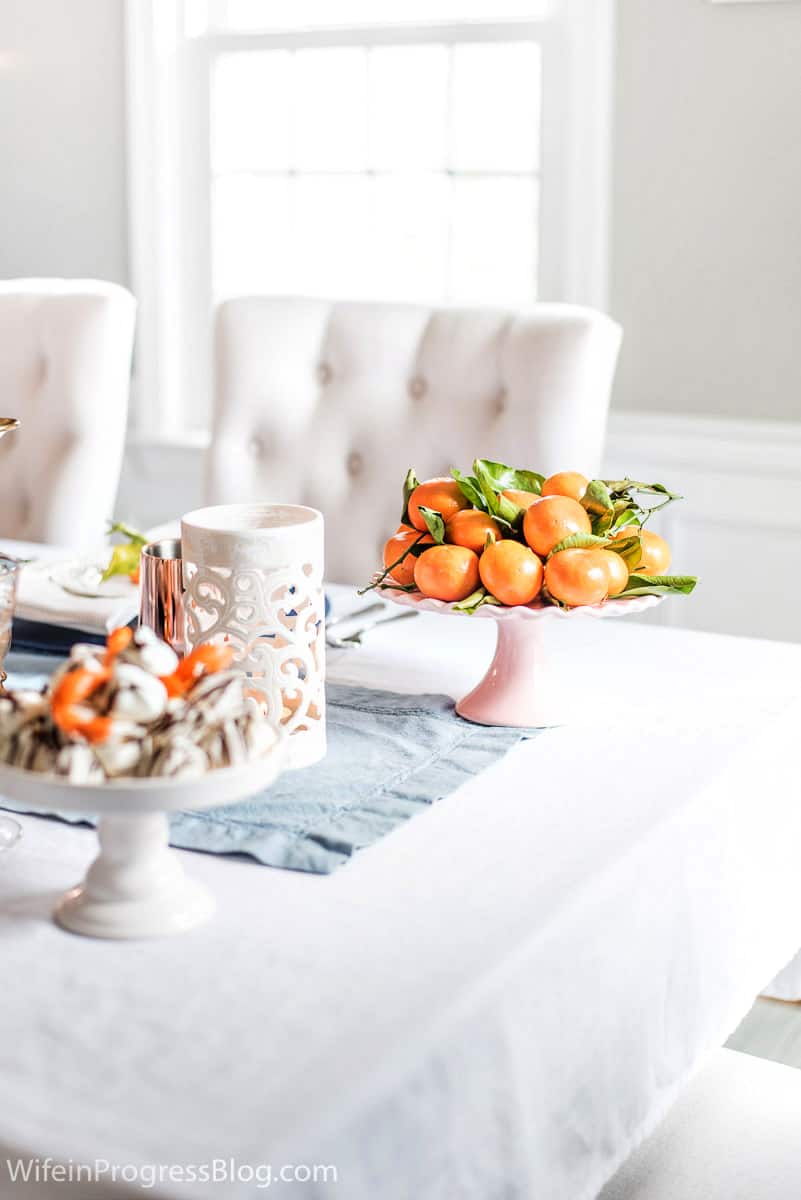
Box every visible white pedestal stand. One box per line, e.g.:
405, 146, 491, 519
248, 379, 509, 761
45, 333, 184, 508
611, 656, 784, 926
0, 748, 286, 940
55, 813, 215, 938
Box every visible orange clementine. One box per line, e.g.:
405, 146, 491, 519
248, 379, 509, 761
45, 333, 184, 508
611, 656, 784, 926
501, 488, 541, 510
523, 495, 592, 557
445, 509, 502, 554
414, 545, 480, 602
541, 471, 589, 503
598, 549, 629, 597
611, 527, 671, 575
610, 525, 641, 541
479, 540, 543, 606
407, 478, 470, 532
382, 529, 434, 586
544, 548, 610, 607
636, 529, 671, 575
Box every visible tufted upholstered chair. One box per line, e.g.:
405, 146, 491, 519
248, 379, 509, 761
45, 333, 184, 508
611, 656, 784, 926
210, 298, 622, 582
0, 280, 135, 551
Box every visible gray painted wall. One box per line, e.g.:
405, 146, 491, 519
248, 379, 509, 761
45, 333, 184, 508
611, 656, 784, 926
0, 0, 128, 285
611, 0, 801, 420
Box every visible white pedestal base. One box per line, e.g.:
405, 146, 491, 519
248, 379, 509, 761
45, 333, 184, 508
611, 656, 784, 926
54, 812, 215, 940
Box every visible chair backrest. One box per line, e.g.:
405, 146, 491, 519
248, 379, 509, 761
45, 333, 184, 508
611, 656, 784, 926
0, 280, 135, 551
210, 298, 622, 583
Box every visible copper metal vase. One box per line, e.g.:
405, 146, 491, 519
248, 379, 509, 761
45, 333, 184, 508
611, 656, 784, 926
139, 538, 186, 656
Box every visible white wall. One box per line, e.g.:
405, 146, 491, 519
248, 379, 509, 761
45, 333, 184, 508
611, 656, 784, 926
0, 0, 128, 284
611, 0, 801, 421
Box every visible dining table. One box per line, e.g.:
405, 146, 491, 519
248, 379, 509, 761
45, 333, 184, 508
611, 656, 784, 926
1, 540, 801, 1200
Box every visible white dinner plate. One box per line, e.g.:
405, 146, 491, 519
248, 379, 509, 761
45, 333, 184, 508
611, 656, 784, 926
48, 559, 135, 599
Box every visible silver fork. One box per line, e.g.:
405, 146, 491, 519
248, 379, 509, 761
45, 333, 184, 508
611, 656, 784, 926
326, 608, 418, 649
325, 600, 386, 632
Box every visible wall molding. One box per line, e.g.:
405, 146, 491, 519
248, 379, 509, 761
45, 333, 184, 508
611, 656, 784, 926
606, 410, 801, 476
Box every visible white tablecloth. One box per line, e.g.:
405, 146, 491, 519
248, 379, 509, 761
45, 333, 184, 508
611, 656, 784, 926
1, 578, 801, 1200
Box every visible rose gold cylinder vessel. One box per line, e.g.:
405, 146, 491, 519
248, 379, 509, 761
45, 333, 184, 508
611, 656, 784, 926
139, 539, 186, 655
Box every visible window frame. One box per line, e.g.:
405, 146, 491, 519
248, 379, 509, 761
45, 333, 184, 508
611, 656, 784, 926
126, 0, 614, 436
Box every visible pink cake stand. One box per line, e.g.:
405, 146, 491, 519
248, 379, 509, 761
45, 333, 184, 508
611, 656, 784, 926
380, 588, 663, 728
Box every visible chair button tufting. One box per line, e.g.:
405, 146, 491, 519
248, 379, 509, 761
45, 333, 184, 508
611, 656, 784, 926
409, 375, 426, 400
346, 450, 364, 478
248, 435, 266, 458
493, 387, 507, 417
317, 363, 333, 386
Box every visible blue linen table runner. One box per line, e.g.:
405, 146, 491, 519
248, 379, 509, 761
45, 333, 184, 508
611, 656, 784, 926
0, 660, 538, 873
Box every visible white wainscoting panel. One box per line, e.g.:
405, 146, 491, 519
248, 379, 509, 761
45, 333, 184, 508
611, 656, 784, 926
603, 412, 801, 643
116, 413, 801, 643
115, 432, 207, 532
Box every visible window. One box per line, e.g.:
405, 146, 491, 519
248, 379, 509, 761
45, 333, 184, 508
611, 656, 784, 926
212, 39, 541, 305
127, 0, 613, 433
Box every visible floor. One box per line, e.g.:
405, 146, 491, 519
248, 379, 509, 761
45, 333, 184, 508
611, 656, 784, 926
727, 997, 801, 1069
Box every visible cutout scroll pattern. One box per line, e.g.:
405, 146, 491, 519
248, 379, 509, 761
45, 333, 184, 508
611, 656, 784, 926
184, 561, 325, 737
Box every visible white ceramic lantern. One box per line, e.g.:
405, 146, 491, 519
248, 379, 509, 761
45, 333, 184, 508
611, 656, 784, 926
180, 504, 325, 769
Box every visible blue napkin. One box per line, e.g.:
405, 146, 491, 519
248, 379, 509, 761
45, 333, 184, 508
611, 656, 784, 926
0, 681, 538, 874
11, 618, 109, 656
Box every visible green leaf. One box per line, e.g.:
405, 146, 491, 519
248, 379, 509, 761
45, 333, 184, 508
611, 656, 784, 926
619, 574, 698, 597
417, 505, 446, 544
602, 479, 683, 518
495, 493, 524, 526
450, 469, 487, 511
472, 461, 527, 527
604, 479, 681, 500
473, 458, 544, 496
608, 534, 643, 569
547, 532, 610, 558
581, 479, 613, 516
102, 521, 148, 581
102, 543, 142, 582
472, 459, 503, 516
400, 467, 420, 525
609, 507, 642, 533
453, 587, 504, 615
107, 520, 148, 547
592, 511, 614, 536
540, 581, 568, 610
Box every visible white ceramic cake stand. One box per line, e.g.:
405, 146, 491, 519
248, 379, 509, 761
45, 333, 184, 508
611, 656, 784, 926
0, 747, 285, 939
380, 588, 663, 728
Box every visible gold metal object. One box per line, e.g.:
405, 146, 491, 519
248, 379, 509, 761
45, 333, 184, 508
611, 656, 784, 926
139, 539, 186, 655
0, 418, 20, 437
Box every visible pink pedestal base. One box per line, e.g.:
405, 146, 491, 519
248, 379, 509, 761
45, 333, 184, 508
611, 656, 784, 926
378, 584, 663, 731
455, 616, 566, 729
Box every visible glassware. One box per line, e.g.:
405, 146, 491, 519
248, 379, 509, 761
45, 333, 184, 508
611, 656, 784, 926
0, 554, 22, 684
0, 816, 21, 853
0, 553, 23, 851
139, 538, 186, 655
